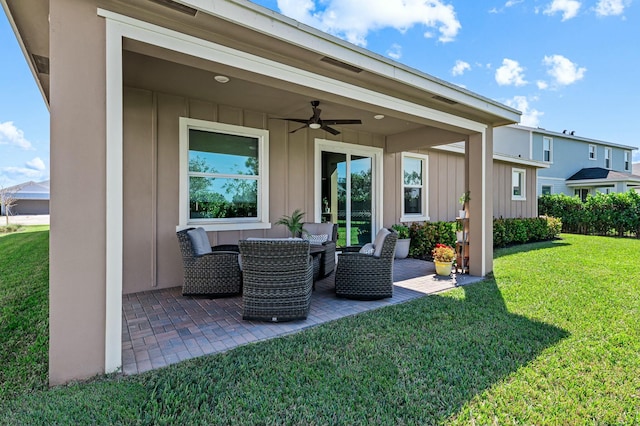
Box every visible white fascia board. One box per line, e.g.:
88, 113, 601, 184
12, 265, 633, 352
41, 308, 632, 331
434, 143, 550, 168
567, 178, 640, 186
0, 0, 49, 109
178, 0, 520, 123
98, 9, 486, 133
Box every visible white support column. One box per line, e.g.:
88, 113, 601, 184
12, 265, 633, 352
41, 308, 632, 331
467, 128, 494, 277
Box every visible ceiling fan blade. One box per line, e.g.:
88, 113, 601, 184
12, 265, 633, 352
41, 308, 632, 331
278, 118, 310, 124
321, 125, 341, 135
322, 119, 362, 125
289, 124, 308, 134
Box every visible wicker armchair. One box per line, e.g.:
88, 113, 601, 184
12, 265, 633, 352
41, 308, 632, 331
176, 229, 242, 297
239, 239, 313, 322
335, 229, 398, 300
300, 222, 338, 278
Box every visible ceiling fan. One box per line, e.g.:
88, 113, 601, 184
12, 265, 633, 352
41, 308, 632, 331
278, 101, 362, 135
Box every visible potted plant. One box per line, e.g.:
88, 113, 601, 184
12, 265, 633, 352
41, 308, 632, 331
275, 209, 305, 237
459, 191, 471, 218
391, 223, 411, 259
432, 243, 455, 276
456, 220, 464, 243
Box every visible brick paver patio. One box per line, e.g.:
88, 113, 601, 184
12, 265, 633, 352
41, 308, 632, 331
122, 258, 483, 375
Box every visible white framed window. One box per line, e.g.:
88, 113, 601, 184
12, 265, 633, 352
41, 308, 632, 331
588, 144, 596, 160
541, 185, 552, 195
575, 188, 589, 202
543, 137, 553, 162
624, 151, 631, 171
512, 168, 526, 200
400, 152, 429, 222
179, 118, 270, 231
604, 147, 612, 169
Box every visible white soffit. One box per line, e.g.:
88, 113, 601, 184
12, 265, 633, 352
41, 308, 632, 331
177, 0, 520, 124
98, 9, 487, 133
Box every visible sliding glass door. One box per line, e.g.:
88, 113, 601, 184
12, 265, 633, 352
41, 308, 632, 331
318, 142, 379, 248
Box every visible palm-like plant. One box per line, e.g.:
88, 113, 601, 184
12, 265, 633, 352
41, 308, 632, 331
275, 209, 305, 237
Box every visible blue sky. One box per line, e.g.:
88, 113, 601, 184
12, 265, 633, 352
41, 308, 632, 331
1, 0, 638, 187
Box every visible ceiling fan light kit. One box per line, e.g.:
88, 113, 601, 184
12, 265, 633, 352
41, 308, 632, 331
278, 100, 362, 135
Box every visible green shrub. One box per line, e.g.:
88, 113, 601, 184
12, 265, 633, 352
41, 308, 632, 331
0, 224, 23, 234
408, 221, 455, 259
492, 217, 562, 248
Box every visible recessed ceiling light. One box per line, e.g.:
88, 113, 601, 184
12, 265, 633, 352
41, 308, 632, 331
374, 114, 385, 120
214, 75, 230, 83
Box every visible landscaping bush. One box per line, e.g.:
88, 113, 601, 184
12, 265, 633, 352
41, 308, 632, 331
407, 216, 562, 256
539, 191, 640, 237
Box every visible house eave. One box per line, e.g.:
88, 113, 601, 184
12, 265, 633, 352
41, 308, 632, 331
508, 124, 638, 151
434, 143, 550, 168
566, 178, 640, 186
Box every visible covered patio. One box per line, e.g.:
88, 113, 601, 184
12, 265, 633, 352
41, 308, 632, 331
123, 259, 483, 375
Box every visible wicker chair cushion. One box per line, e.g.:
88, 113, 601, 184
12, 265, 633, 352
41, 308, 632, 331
359, 243, 375, 255
307, 234, 329, 245
372, 228, 391, 257
302, 223, 335, 240
187, 227, 212, 256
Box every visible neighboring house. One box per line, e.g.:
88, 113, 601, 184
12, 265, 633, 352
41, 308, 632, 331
0, 180, 50, 215
494, 125, 640, 200
2, 0, 520, 384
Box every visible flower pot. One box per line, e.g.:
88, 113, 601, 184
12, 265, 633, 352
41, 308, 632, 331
456, 231, 464, 242
458, 210, 466, 219
394, 238, 411, 259
434, 260, 453, 276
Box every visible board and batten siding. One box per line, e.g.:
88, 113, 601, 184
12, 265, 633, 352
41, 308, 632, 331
493, 160, 538, 219
122, 87, 384, 294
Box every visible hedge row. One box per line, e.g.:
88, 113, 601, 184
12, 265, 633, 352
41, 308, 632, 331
406, 216, 562, 259
538, 191, 640, 237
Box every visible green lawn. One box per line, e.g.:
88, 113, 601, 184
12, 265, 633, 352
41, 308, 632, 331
0, 232, 638, 424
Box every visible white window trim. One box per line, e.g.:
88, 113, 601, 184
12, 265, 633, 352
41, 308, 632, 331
512, 167, 526, 201
178, 117, 270, 231
588, 144, 597, 160
542, 137, 553, 163
624, 151, 631, 171
604, 147, 612, 170
400, 152, 430, 222
541, 185, 552, 195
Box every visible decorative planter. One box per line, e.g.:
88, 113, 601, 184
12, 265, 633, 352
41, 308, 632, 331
394, 238, 411, 259
458, 210, 466, 219
456, 231, 464, 242
434, 260, 453, 276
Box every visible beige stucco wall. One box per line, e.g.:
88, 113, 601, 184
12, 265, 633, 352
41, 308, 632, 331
49, 0, 107, 385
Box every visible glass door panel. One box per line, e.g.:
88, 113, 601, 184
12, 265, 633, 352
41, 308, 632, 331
321, 151, 347, 246
351, 155, 372, 245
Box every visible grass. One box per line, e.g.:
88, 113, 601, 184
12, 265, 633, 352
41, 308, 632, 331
0, 232, 639, 424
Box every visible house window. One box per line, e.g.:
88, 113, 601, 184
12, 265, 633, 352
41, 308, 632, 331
624, 151, 630, 171
541, 185, 552, 195
400, 152, 429, 222
575, 188, 589, 202
512, 168, 526, 200
604, 147, 612, 169
179, 118, 269, 231
543, 137, 552, 162
588, 144, 596, 160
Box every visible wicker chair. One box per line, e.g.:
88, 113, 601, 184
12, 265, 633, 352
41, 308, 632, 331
239, 239, 313, 322
335, 229, 398, 300
176, 228, 242, 297
299, 222, 338, 278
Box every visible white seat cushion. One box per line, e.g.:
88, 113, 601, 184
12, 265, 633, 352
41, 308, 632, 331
302, 223, 334, 241
372, 228, 391, 257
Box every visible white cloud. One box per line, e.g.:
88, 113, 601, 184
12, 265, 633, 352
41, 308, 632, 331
595, 0, 630, 16
0, 121, 33, 150
452, 60, 471, 76
544, 0, 581, 21
543, 54, 586, 86
505, 0, 524, 6
495, 58, 527, 86
387, 43, 402, 60
26, 157, 46, 171
276, 0, 461, 46
506, 96, 544, 127
537, 80, 549, 90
